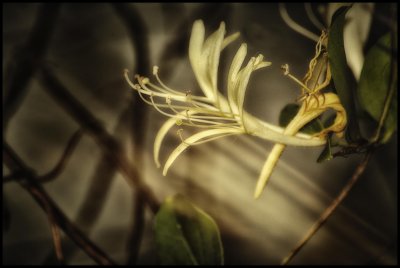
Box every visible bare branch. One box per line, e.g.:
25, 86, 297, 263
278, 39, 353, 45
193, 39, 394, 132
3, 130, 84, 184
38, 66, 160, 213
31, 187, 65, 264
40, 129, 84, 182
3, 142, 117, 265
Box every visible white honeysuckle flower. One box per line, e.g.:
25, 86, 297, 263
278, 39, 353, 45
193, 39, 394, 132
124, 20, 345, 198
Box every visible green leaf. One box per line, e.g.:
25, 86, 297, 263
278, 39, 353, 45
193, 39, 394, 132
154, 194, 224, 265
328, 5, 361, 143
358, 33, 397, 143
279, 103, 323, 134
322, 113, 335, 129
317, 133, 333, 162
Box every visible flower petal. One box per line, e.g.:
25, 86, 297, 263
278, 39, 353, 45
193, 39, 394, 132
254, 143, 286, 199
189, 20, 216, 100
253, 92, 347, 198
227, 43, 247, 115
207, 22, 226, 95
163, 128, 242, 176
236, 57, 256, 120
222, 32, 240, 50
154, 117, 178, 168
189, 20, 205, 65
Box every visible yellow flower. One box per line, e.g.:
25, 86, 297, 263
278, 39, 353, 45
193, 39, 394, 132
125, 20, 345, 198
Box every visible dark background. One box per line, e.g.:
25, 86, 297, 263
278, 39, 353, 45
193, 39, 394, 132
2, 3, 397, 265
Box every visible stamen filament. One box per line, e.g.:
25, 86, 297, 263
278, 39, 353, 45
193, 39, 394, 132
179, 131, 242, 146
281, 64, 312, 93
153, 66, 187, 96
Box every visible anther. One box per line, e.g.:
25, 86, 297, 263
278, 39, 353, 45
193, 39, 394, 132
153, 66, 159, 75
281, 64, 289, 75
176, 119, 183, 126
166, 95, 172, 104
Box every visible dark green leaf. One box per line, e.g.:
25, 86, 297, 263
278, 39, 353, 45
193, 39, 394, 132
323, 113, 337, 129
358, 33, 397, 143
279, 103, 323, 134
154, 194, 223, 265
317, 133, 333, 162
328, 5, 361, 143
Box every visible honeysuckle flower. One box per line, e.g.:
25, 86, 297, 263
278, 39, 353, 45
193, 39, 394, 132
253, 30, 347, 198
125, 20, 346, 199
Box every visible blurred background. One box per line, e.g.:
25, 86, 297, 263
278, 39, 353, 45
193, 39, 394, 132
2, 3, 397, 265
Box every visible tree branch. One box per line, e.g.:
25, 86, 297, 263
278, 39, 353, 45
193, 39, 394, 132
38, 66, 160, 214
3, 142, 117, 265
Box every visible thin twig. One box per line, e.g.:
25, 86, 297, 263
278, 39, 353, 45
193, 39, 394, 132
38, 130, 84, 182
3, 142, 117, 265
3, 130, 83, 184
281, 151, 373, 265
31, 187, 65, 264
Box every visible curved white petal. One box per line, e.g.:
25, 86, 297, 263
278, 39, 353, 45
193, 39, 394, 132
208, 22, 226, 96
154, 117, 179, 168
163, 128, 243, 176
254, 143, 286, 199
236, 57, 256, 120
222, 32, 240, 50
228, 43, 247, 115
189, 20, 215, 100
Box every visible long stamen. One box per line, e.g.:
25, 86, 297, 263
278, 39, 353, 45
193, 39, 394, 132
181, 121, 242, 129
150, 94, 185, 119
148, 69, 215, 104
151, 96, 240, 127
166, 96, 183, 115
124, 69, 138, 89
153, 66, 186, 96
140, 92, 239, 120
281, 64, 312, 93
187, 116, 240, 126
137, 87, 156, 106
